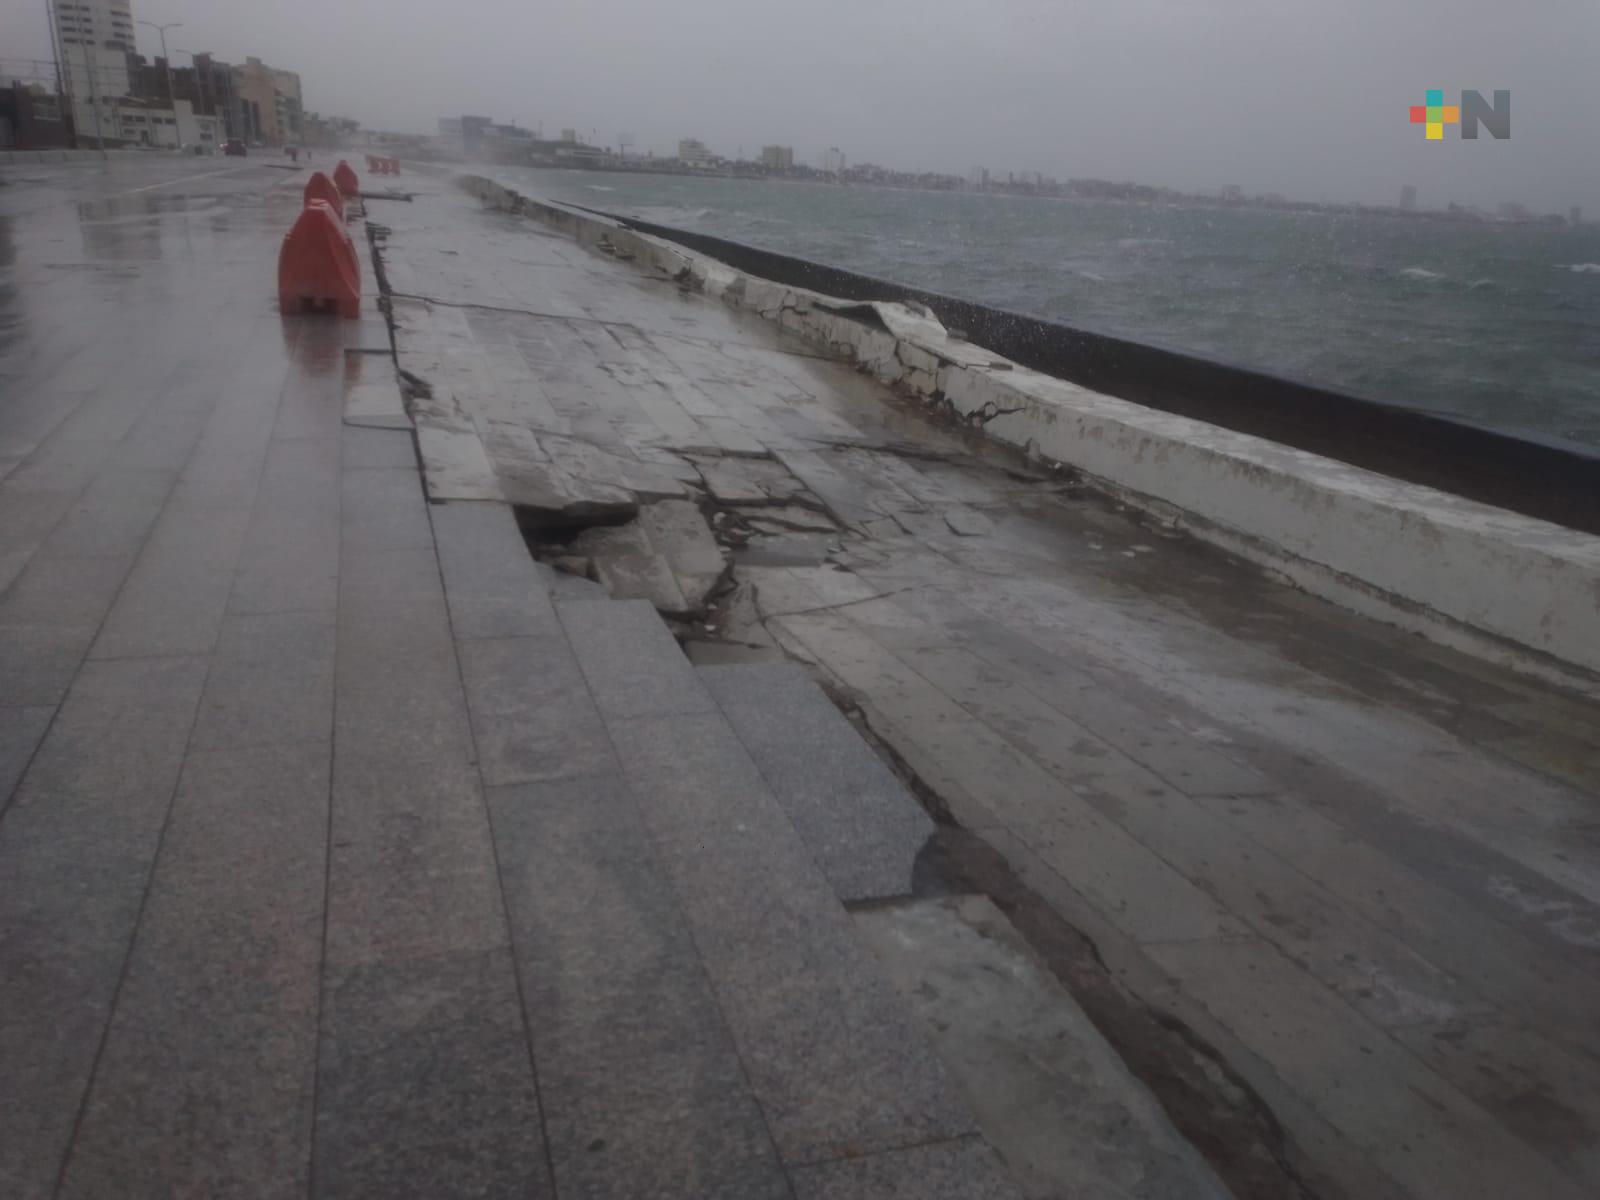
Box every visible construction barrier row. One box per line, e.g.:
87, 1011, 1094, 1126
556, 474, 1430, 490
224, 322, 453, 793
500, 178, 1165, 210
278, 159, 362, 318
366, 155, 402, 176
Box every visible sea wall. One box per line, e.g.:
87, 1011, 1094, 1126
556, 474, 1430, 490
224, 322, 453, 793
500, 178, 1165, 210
455, 172, 1600, 683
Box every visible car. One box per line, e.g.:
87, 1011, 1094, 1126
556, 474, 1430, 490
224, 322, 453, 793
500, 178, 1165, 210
223, 139, 248, 157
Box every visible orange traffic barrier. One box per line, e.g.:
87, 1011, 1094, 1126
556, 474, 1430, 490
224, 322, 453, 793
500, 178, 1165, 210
389, 157, 402, 176
303, 170, 344, 218
278, 200, 360, 318
332, 159, 360, 197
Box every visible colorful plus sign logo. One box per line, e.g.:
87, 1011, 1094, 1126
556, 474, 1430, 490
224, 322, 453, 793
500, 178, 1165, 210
1410, 89, 1460, 140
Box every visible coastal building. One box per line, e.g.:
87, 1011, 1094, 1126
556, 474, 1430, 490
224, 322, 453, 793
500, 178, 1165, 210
130, 51, 243, 144
819, 146, 846, 174
231, 57, 301, 144
761, 144, 793, 170
51, 0, 135, 144
677, 138, 714, 166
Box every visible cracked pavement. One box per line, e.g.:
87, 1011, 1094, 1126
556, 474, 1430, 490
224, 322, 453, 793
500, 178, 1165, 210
376, 173, 1600, 1200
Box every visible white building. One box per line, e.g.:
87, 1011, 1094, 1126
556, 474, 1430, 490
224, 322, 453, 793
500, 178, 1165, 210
52, 0, 136, 144
677, 138, 714, 167
112, 97, 218, 148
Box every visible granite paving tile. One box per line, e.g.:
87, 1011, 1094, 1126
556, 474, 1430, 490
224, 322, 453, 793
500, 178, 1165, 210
312, 948, 551, 1200
57, 742, 329, 1200
326, 750, 506, 966
557, 597, 716, 720
90, 503, 253, 659
700, 662, 933, 901
429, 500, 562, 640
190, 610, 336, 750
788, 1137, 1024, 1200
0, 705, 52, 805
340, 426, 417, 470
0, 551, 133, 628
339, 465, 435, 553
489, 775, 790, 1200
0, 655, 207, 1198
457, 635, 616, 784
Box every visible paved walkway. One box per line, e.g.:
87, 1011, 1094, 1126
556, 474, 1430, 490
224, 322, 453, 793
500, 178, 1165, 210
374, 172, 1600, 1200
1, 159, 1083, 1199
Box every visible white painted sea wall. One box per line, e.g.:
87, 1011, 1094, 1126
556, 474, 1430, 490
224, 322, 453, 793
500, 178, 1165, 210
455, 172, 1600, 683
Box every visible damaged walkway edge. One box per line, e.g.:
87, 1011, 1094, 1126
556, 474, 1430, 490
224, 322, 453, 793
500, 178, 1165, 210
452, 171, 1600, 688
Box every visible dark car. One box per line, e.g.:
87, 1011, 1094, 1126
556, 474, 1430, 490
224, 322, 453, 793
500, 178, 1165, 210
223, 139, 248, 157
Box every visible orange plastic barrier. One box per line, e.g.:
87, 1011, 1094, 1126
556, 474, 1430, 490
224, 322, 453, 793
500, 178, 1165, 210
303, 170, 344, 218
278, 200, 360, 318
332, 159, 360, 197
387, 157, 402, 176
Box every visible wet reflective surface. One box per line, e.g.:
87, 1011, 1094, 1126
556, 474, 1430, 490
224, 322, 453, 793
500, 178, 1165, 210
379, 175, 1600, 1200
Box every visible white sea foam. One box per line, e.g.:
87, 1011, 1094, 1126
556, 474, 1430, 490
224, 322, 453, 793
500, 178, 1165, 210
1561, 262, 1600, 274
1399, 266, 1444, 280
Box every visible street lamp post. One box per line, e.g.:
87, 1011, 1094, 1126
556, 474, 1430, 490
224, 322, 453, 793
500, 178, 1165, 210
137, 19, 181, 144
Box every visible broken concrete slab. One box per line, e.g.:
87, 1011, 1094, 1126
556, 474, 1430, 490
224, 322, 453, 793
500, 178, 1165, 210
575, 521, 686, 614
539, 433, 689, 502
855, 895, 1232, 1200
744, 504, 839, 535
698, 456, 807, 506
575, 500, 727, 618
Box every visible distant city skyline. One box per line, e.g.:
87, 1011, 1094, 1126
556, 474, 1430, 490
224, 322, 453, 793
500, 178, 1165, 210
2, 0, 1595, 214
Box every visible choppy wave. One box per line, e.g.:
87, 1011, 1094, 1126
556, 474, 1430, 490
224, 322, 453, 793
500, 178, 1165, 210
1467, 278, 1495, 288
1072, 270, 1107, 283
1399, 266, 1445, 281
1561, 262, 1600, 274
1115, 237, 1170, 249
585, 184, 615, 192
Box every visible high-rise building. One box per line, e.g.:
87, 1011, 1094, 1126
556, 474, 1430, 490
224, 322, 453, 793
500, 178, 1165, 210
1571, 206, 1584, 227
52, 0, 135, 143
231, 57, 301, 144
1400, 184, 1418, 211
761, 144, 793, 170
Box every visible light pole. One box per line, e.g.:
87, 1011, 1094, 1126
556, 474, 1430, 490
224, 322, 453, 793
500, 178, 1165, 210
138, 18, 181, 143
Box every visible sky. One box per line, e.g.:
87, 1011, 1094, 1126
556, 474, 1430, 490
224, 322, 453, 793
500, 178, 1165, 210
4, 0, 1597, 212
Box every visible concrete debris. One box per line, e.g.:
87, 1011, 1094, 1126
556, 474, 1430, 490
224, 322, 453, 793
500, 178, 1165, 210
574, 498, 727, 617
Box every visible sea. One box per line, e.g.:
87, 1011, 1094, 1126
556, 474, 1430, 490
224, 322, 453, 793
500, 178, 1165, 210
498, 166, 1600, 449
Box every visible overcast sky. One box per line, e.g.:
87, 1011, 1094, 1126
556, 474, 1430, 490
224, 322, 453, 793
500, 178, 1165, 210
4, 0, 1596, 211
